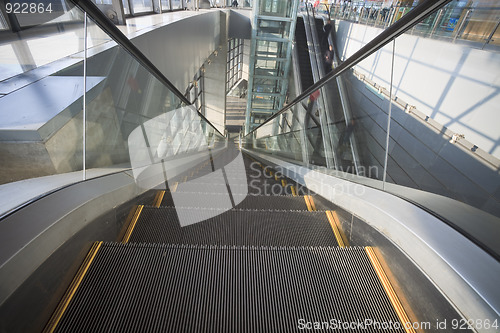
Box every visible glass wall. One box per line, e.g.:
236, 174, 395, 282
329, 0, 500, 48
122, 0, 131, 15
130, 0, 154, 13
0, 1, 106, 82
186, 68, 205, 115
245, 0, 500, 257
121, 0, 185, 15
0, 10, 8, 30
171, 0, 183, 10
0, 1, 225, 209
161, 0, 171, 11
0, 0, 79, 28
258, 0, 294, 18
226, 38, 243, 93
256, 19, 292, 39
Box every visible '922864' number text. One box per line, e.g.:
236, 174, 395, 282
5, 2, 53, 14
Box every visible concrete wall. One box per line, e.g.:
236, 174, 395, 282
335, 21, 500, 159
228, 9, 252, 39
345, 73, 500, 218
202, 11, 228, 134
131, 11, 221, 94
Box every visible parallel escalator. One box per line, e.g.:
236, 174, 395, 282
295, 17, 314, 91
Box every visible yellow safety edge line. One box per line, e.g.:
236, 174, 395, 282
171, 182, 178, 193
308, 195, 317, 211
122, 205, 144, 244
365, 247, 416, 333
43, 241, 103, 333
291, 186, 297, 196
326, 211, 345, 248
304, 196, 312, 212
154, 191, 165, 208
152, 191, 160, 207
331, 211, 349, 247
281, 179, 287, 187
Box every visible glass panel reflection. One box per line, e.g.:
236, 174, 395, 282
171, 0, 182, 10
258, 0, 293, 18
248, 1, 500, 223
82, 14, 225, 184
257, 19, 292, 39
0, 2, 86, 185
0, 1, 227, 199
161, 0, 171, 11
131, 0, 154, 14
0, 5, 87, 81
122, 0, 131, 15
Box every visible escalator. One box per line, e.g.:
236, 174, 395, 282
295, 16, 329, 91
295, 17, 328, 166
295, 17, 314, 91
1, 1, 495, 332
44, 143, 415, 332
314, 17, 328, 56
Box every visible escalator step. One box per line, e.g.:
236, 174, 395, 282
50, 243, 407, 333
165, 182, 281, 196
163, 178, 302, 196
160, 193, 328, 211
128, 207, 339, 247
295, 17, 314, 90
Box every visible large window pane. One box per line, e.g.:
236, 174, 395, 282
0, 2, 94, 82
171, 0, 183, 10
122, 0, 131, 15
161, 0, 171, 11
131, 0, 154, 14
258, 0, 293, 18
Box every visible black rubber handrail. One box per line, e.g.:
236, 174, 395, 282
70, 0, 225, 138
246, 0, 451, 136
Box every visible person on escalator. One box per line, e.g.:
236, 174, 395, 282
322, 20, 332, 50
305, 90, 321, 117
337, 118, 356, 157
324, 44, 334, 73
303, 90, 323, 164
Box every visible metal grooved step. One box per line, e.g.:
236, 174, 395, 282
129, 207, 339, 247
52, 244, 405, 333
161, 193, 313, 211
165, 180, 305, 197
168, 182, 289, 196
